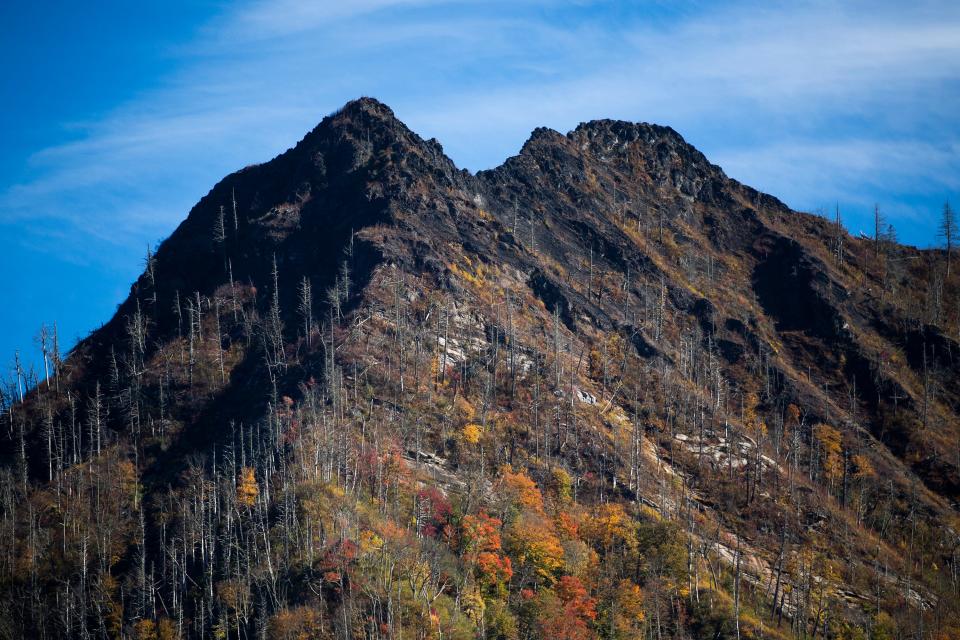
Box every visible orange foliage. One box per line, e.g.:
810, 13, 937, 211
477, 551, 513, 587
499, 465, 544, 513
555, 511, 580, 540
463, 512, 513, 588
786, 403, 801, 426
852, 453, 875, 479
462, 511, 503, 555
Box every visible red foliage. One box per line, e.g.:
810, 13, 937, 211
532, 578, 597, 640
417, 486, 452, 538
556, 576, 597, 621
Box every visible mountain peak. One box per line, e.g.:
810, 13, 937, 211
337, 95, 397, 118
243, 98, 411, 174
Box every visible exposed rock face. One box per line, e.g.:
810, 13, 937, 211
4, 97, 959, 638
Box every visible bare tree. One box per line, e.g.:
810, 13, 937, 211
144, 245, 158, 314
214, 206, 227, 271
834, 204, 844, 266
873, 204, 885, 260
52, 322, 61, 393
214, 205, 227, 246
941, 201, 956, 278
13, 351, 24, 404
298, 276, 314, 347
231, 187, 239, 232
734, 533, 742, 640
36, 324, 50, 388
87, 382, 103, 456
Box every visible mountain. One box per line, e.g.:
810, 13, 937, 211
2, 97, 959, 639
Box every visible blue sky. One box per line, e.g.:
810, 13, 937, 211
2, 0, 959, 375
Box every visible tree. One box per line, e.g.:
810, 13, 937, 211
581, 503, 635, 554
36, 324, 50, 387
498, 466, 545, 514
297, 276, 313, 347
462, 512, 512, 591
611, 579, 645, 638
526, 577, 597, 640
834, 204, 845, 266
874, 204, 885, 260
214, 205, 226, 247
555, 575, 597, 624
237, 467, 258, 507
814, 423, 843, 492
941, 201, 956, 277
462, 423, 482, 445
507, 511, 564, 582
214, 205, 227, 272
231, 187, 239, 232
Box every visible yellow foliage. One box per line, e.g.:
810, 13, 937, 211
237, 467, 259, 507
430, 354, 446, 387
588, 334, 625, 380
508, 512, 564, 581
268, 607, 323, 640
551, 467, 573, 503
581, 503, 636, 550
561, 538, 599, 578
118, 460, 139, 505
461, 587, 486, 623
814, 423, 844, 483
743, 392, 766, 436
613, 579, 646, 635
449, 259, 488, 288
133, 619, 158, 640
359, 529, 384, 555
639, 504, 662, 521
462, 423, 482, 445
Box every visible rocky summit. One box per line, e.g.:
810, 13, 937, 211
2, 97, 959, 639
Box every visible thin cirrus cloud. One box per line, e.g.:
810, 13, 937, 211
718, 139, 960, 226
2, 0, 958, 271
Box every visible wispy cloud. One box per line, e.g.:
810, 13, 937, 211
2, 0, 958, 265
716, 138, 960, 224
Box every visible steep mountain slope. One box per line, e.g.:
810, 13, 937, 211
2, 97, 959, 639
